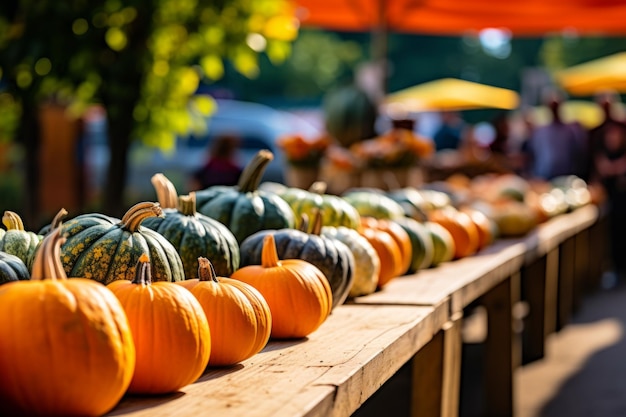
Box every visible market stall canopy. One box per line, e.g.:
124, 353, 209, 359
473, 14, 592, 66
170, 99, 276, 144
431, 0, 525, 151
530, 100, 626, 129
555, 52, 626, 96
383, 78, 520, 112
293, 0, 626, 36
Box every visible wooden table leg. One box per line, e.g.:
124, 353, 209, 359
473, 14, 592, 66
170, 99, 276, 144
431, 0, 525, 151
557, 236, 576, 331
521, 255, 547, 365
480, 273, 520, 417
411, 313, 463, 417
573, 229, 589, 310
544, 247, 559, 337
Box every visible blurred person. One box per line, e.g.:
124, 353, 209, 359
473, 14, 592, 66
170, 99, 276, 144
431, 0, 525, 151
189, 133, 243, 190
433, 111, 466, 151
525, 89, 588, 180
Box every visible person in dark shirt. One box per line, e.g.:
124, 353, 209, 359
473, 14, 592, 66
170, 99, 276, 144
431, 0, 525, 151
433, 111, 466, 151
190, 134, 243, 190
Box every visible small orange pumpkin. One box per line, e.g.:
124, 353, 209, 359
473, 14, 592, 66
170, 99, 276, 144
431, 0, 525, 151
428, 207, 480, 259
178, 258, 272, 366
358, 219, 404, 288
361, 217, 412, 276
231, 234, 333, 339
107, 254, 211, 394
0, 227, 135, 417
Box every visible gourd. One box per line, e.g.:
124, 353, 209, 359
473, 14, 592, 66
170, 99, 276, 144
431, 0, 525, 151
393, 217, 434, 273
0, 227, 135, 416
357, 219, 404, 288
0, 210, 43, 271
231, 234, 332, 339
428, 206, 480, 259
239, 212, 355, 310
0, 251, 30, 284
108, 254, 211, 394
145, 175, 240, 278
361, 217, 412, 277
59, 202, 184, 284
321, 225, 380, 298
278, 181, 361, 229
178, 258, 271, 366
194, 150, 295, 243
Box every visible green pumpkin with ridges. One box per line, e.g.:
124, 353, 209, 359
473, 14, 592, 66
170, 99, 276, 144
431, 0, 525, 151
279, 181, 361, 230
0, 211, 43, 271
393, 217, 434, 273
342, 190, 406, 220
143, 191, 240, 279
59, 202, 184, 284
194, 150, 295, 243
239, 211, 354, 309
0, 251, 30, 284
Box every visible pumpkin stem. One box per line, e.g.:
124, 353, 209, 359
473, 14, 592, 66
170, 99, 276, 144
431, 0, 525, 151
151, 173, 178, 209
311, 208, 323, 236
197, 257, 219, 282
297, 213, 310, 233
178, 193, 197, 216
132, 253, 152, 285
120, 202, 164, 232
2, 211, 25, 231
261, 234, 281, 268
50, 208, 69, 231
31, 226, 67, 281
308, 181, 327, 195
237, 150, 273, 193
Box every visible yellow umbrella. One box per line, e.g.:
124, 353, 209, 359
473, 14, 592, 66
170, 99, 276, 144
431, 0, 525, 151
555, 52, 626, 96
530, 100, 626, 129
383, 78, 520, 113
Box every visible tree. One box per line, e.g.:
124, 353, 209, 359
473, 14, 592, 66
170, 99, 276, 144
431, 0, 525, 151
0, 0, 298, 219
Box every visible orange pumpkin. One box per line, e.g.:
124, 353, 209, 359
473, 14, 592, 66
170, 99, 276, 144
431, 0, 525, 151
178, 258, 272, 366
361, 217, 412, 276
358, 221, 404, 288
428, 207, 480, 259
461, 207, 495, 251
108, 254, 211, 394
0, 227, 135, 417
231, 234, 333, 339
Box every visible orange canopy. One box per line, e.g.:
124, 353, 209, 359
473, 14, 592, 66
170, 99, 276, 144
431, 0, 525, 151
293, 0, 626, 36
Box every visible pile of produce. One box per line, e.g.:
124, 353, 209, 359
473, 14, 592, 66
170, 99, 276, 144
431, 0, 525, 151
0, 150, 594, 415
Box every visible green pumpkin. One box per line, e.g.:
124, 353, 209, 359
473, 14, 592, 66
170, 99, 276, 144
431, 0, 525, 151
0, 211, 43, 271
321, 225, 379, 298
323, 84, 378, 148
143, 193, 240, 279
342, 190, 406, 220
386, 188, 430, 221
393, 217, 434, 273
59, 202, 185, 284
239, 212, 355, 310
195, 150, 295, 243
0, 251, 30, 284
279, 181, 361, 230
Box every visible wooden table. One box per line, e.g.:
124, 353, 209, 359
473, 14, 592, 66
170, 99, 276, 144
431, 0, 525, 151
108, 204, 601, 417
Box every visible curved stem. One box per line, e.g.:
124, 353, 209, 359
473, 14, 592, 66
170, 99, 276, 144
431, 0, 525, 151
50, 208, 69, 231
31, 227, 67, 281
308, 181, 327, 195
178, 194, 197, 216
237, 150, 273, 193
151, 173, 178, 209
2, 211, 25, 231
311, 208, 323, 236
261, 234, 281, 268
297, 213, 310, 233
120, 202, 163, 232
198, 257, 219, 282
132, 253, 152, 285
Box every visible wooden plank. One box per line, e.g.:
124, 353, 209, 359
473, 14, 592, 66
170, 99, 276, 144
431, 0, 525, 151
557, 236, 576, 331
440, 313, 463, 417
108, 304, 439, 417
521, 254, 547, 364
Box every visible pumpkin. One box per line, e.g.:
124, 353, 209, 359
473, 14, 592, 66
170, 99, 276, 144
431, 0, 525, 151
357, 220, 404, 288
460, 206, 496, 251
361, 217, 412, 277
321, 225, 380, 298
59, 202, 185, 284
194, 150, 295, 243
0, 251, 30, 284
178, 257, 271, 366
424, 221, 456, 267
393, 216, 435, 273
232, 234, 332, 339
428, 206, 480, 259
386, 187, 429, 221
108, 254, 211, 394
0, 210, 43, 271
323, 84, 378, 148
278, 181, 361, 229
342, 190, 406, 220
0, 227, 135, 416
144, 176, 240, 278
239, 212, 355, 310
